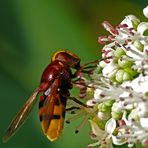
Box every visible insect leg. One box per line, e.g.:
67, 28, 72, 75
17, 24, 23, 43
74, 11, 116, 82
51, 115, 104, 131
66, 106, 80, 114
66, 106, 80, 111
75, 114, 91, 133
65, 110, 86, 124
68, 97, 88, 107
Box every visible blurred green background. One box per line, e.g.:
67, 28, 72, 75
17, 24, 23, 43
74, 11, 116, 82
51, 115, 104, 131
0, 1, 147, 148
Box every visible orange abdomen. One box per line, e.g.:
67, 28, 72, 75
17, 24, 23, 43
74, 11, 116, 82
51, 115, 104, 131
39, 92, 67, 141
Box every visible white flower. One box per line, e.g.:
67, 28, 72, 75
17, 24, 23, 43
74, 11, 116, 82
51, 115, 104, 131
143, 6, 148, 18
123, 75, 148, 93
86, 100, 96, 107
140, 118, 148, 128
97, 112, 111, 120
136, 102, 148, 118
102, 61, 119, 78
87, 6, 148, 148
121, 15, 140, 28
94, 89, 103, 100
137, 22, 148, 45
105, 118, 116, 135
105, 116, 128, 146
88, 120, 112, 147
112, 102, 124, 112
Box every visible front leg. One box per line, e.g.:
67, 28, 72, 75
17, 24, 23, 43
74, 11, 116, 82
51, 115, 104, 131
68, 97, 88, 108
66, 106, 80, 114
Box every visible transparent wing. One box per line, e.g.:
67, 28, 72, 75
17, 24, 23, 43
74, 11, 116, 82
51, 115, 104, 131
3, 89, 39, 143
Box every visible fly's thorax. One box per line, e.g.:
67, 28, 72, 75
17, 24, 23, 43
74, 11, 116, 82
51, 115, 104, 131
51, 50, 81, 69
40, 60, 65, 84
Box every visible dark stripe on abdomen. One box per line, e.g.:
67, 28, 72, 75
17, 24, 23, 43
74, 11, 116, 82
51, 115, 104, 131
40, 114, 61, 121
39, 95, 46, 108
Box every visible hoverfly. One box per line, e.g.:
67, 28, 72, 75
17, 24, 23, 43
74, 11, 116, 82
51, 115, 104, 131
3, 50, 96, 142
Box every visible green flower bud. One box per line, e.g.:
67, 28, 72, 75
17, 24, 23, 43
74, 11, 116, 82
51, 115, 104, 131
104, 100, 115, 107
98, 111, 111, 120
116, 69, 131, 83
111, 111, 123, 120
128, 109, 139, 121
100, 103, 110, 112
108, 69, 118, 79
110, 76, 119, 84
86, 87, 94, 96
131, 19, 140, 30
98, 103, 103, 109
118, 55, 133, 68
124, 67, 138, 77
93, 117, 106, 130
122, 72, 132, 81
133, 40, 144, 52
114, 47, 126, 58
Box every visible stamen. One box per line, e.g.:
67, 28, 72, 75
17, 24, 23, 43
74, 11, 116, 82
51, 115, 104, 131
87, 141, 100, 147
115, 41, 121, 47
108, 35, 115, 42
100, 93, 105, 98
66, 110, 86, 124
129, 93, 133, 98
90, 132, 97, 138
98, 36, 109, 44
117, 23, 128, 28
125, 86, 132, 90
102, 21, 119, 35
75, 114, 91, 134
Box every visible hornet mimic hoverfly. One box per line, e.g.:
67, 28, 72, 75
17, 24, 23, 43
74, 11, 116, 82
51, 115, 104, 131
3, 50, 96, 142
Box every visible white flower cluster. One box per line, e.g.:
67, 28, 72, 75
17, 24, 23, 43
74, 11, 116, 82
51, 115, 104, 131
87, 6, 148, 148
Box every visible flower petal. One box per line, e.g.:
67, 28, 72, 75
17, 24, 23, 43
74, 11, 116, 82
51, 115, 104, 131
140, 118, 148, 128
132, 76, 148, 93
105, 118, 116, 134
94, 89, 103, 100
143, 6, 148, 18
112, 135, 127, 145
122, 75, 148, 94
121, 15, 140, 28
137, 102, 148, 118
137, 22, 148, 35
102, 61, 119, 77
